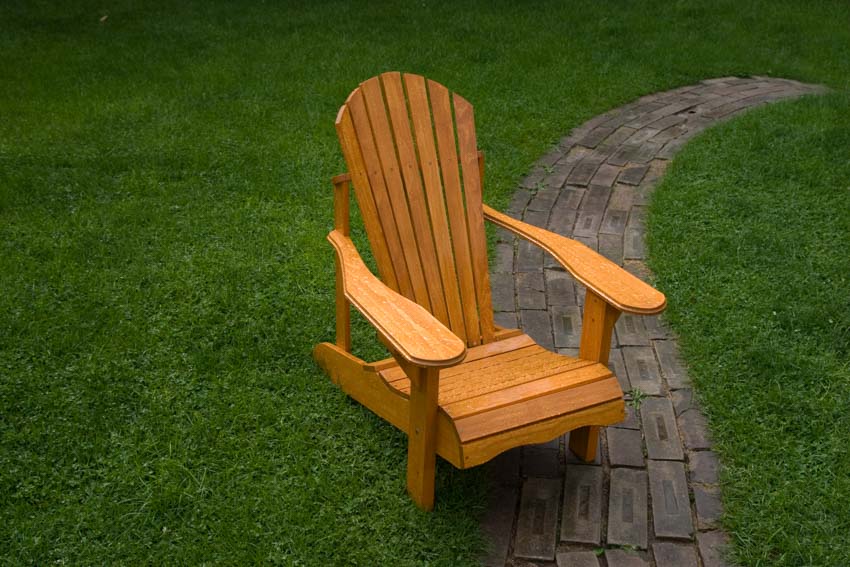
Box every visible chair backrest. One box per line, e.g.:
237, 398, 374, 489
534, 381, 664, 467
336, 72, 495, 347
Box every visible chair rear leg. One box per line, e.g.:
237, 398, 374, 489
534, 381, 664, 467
405, 364, 439, 510
569, 426, 599, 462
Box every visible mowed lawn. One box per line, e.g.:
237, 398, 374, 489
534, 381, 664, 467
1, 1, 848, 564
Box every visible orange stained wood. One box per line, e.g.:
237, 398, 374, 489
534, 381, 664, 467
335, 72, 495, 347
483, 204, 667, 315
328, 229, 466, 367
318, 73, 668, 510
379, 334, 621, 443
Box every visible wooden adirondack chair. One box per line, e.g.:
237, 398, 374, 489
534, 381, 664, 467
313, 72, 666, 510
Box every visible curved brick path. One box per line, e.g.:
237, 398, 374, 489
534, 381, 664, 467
481, 76, 826, 567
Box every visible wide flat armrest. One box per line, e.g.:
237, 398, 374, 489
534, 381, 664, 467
328, 230, 467, 367
483, 204, 666, 315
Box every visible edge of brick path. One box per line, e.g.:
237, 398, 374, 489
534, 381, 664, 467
481, 76, 828, 567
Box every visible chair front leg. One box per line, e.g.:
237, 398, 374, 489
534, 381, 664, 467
570, 289, 622, 462
402, 362, 440, 510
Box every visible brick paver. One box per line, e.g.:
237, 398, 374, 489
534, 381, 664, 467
481, 76, 826, 566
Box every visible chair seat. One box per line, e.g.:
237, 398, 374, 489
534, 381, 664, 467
379, 333, 623, 444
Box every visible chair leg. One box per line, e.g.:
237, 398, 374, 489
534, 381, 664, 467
569, 426, 599, 462
405, 365, 439, 510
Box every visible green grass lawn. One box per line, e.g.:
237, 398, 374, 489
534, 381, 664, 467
1, 0, 849, 564
648, 93, 850, 565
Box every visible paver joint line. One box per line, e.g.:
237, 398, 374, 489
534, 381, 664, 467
481, 76, 825, 567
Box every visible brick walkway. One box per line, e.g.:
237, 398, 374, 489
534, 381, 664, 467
481, 76, 826, 567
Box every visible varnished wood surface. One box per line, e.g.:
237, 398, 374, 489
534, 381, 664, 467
328, 230, 466, 367
381, 333, 621, 443
319, 73, 668, 509
483, 204, 667, 315
336, 72, 495, 346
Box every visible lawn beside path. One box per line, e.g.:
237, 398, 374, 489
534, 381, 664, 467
1, 1, 849, 564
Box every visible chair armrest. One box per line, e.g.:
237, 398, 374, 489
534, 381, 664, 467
483, 204, 666, 315
327, 230, 467, 367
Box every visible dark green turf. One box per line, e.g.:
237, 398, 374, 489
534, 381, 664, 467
648, 92, 850, 565
1, 0, 848, 563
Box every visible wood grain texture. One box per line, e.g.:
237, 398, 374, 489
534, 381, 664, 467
403, 73, 468, 341
579, 289, 621, 365
328, 230, 466, 367
454, 94, 495, 343
429, 79, 482, 345
404, 363, 440, 510
483, 204, 667, 315
381, 72, 450, 325
332, 176, 351, 351
335, 105, 399, 290
312, 342, 463, 468
360, 77, 431, 310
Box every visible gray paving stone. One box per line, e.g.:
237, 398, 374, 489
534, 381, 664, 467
495, 226, 515, 244
694, 484, 723, 529
616, 314, 649, 346
618, 164, 649, 185
544, 161, 577, 190
573, 234, 598, 252
555, 185, 586, 209
590, 162, 621, 186
643, 314, 671, 339
490, 273, 515, 312
671, 388, 694, 416
516, 239, 544, 272
567, 157, 604, 186
573, 185, 612, 237
623, 347, 663, 396
608, 348, 631, 394
648, 113, 687, 131
652, 542, 698, 567
517, 272, 546, 310
560, 464, 603, 544
556, 551, 600, 567
507, 187, 533, 214
481, 483, 519, 567
648, 460, 693, 539
552, 305, 583, 349
624, 259, 652, 283
599, 125, 638, 149
493, 310, 518, 330
607, 467, 648, 549
523, 444, 560, 478
598, 233, 624, 265
545, 269, 577, 306
607, 427, 644, 468
514, 477, 561, 561
548, 207, 577, 237
558, 347, 580, 358
577, 126, 615, 148
689, 450, 720, 484
657, 137, 687, 159
599, 207, 629, 235
520, 310, 553, 350
641, 397, 684, 460
698, 531, 732, 567
624, 226, 646, 259
493, 242, 514, 273
653, 339, 689, 389
523, 209, 549, 227
625, 126, 661, 145
486, 446, 520, 486
611, 404, 640, 429
528, 187, 560, 212
605, 549, 649, 567
679, 408, 713, 450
